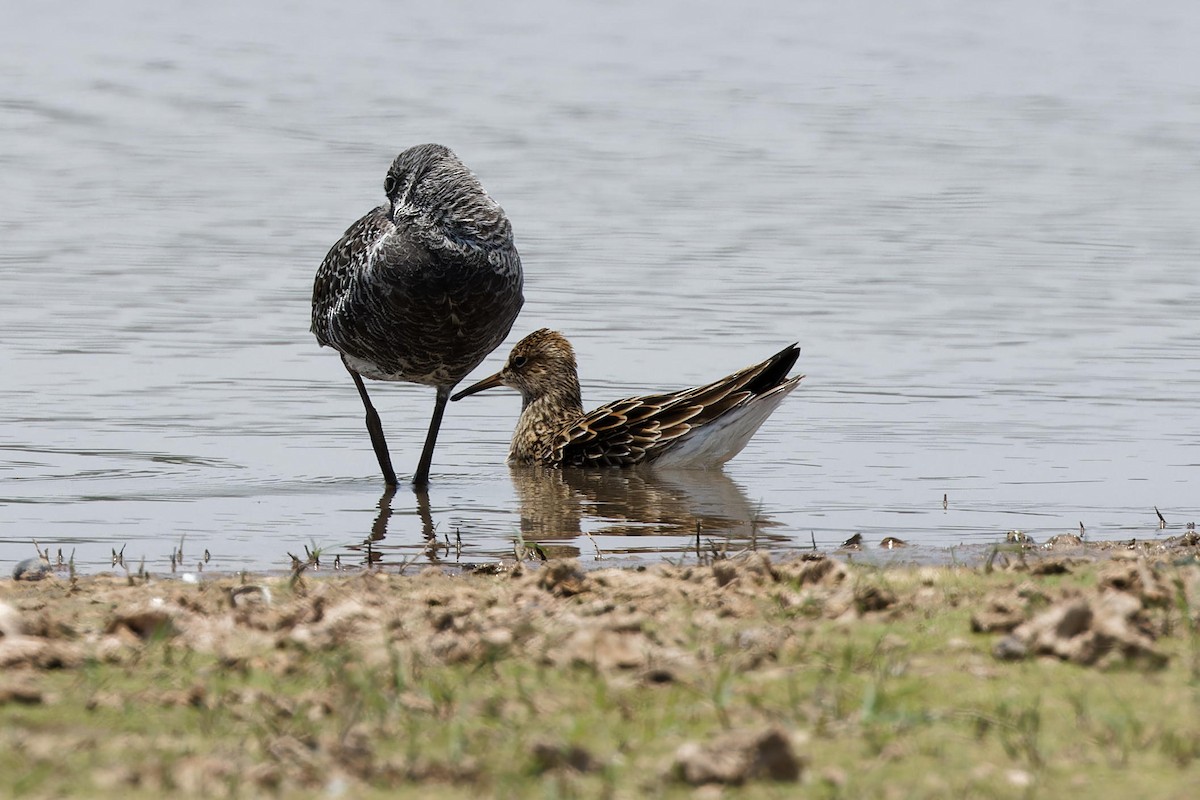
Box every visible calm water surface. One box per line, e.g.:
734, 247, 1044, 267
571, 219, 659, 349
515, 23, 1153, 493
2, 1, 1200, 573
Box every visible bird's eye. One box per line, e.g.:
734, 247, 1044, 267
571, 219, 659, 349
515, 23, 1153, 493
383, 175, 397, 195
512, 355, 528, 369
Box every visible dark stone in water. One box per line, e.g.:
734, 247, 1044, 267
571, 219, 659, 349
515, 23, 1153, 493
12, 558, 51, 581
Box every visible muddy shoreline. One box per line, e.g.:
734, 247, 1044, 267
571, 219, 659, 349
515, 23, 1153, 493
3, 543, 1200, 797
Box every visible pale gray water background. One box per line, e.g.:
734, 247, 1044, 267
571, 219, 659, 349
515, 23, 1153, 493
2, 0, 1199, 573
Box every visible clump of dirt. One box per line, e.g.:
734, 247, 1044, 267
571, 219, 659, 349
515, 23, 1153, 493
0, 595, 85, 670
852, 582, 897, 614
1097, 559, 1172, 607
672, 726, 805, 785
775, 555, 849, 588
1043, 533, 1084, 551
1030, 558, 1073, 575
1165, 531, 1200, 549
529, 740, 598, 774
971, 586, 1049, 634
983, 557, 1177, 668
0, 601, 21, 638
993, 592, 1164, 668
105, 605, 179, 640
537, 559, 588, 596
0, 676, 43, 705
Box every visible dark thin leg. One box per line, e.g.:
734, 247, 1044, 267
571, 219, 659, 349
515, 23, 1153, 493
344, 360, 398, 487
412, 385, 452, 488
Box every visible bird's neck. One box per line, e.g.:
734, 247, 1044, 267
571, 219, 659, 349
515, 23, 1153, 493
509, 381, 584, 463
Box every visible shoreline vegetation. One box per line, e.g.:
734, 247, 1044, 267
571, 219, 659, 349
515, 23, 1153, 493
4, 540, 1200, 798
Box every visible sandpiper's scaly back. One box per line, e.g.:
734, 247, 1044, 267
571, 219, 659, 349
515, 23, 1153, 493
451, 330, 802, 468
312, 144, 523, 486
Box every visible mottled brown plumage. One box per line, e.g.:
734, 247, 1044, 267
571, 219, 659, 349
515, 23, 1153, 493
451, 330, 802, 468
312, 144, 523, 486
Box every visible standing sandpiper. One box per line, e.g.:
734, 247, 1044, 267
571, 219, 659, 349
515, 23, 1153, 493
312, 144, 524, 487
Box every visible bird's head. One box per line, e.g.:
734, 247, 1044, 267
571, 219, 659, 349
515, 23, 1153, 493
451, 329, 579, 404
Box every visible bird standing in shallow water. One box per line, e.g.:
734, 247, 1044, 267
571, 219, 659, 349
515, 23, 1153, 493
451, 330, 802, 468
311, 144, 523, 487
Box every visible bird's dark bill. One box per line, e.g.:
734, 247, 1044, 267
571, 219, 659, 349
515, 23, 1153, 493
450, 372, 505, 401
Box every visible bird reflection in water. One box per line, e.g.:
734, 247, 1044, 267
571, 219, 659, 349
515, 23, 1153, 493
345, 485, 439, 567
341, 468, 783, 567
509, 466, 784, 560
